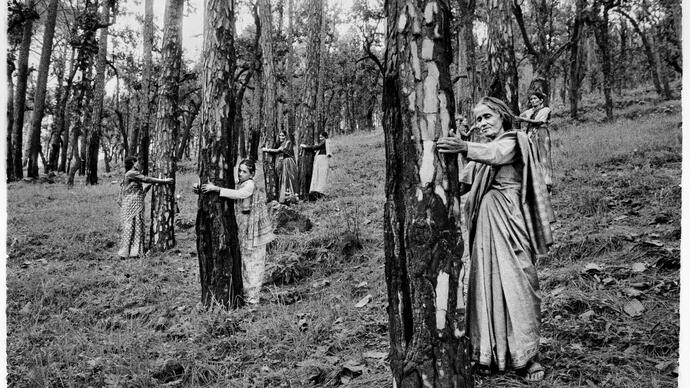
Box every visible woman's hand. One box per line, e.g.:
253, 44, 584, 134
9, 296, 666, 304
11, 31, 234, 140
201, 183, 220, 193
164, 178, 174, 184
300, 144, 306, 149
437, 136, 467, 154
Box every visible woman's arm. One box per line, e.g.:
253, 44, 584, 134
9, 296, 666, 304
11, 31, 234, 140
129, 171, 173, 185
438, 136, 518, 165
300, 140, 325, 151
201, 180, 255, 200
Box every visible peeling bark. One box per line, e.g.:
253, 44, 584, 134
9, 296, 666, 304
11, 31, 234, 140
486, 0, 519, 114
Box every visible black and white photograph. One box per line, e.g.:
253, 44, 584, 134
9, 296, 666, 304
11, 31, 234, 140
2, 0, 684, 386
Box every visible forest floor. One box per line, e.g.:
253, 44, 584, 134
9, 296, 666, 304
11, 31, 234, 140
6, 88, 681, 387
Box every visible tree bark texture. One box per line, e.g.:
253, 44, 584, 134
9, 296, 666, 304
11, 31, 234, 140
568, 0, 586, 119
382, 1, 472, 386
7, 58, 16, 180
85, 2, 112, 184
67, 66, 94, 186
486, 0, 519, 114
11, 0, 35, 180
455, 0, 476, 121
591, 2, 613, 120
298, 0, 323, 197
258, 0, 279, 202
286, 0, 296, 142
196, 0, 243, 309
48, 47, 76, 172
26, 0, 59, 178
137, 0, 154, 172
150, 0, 184, 251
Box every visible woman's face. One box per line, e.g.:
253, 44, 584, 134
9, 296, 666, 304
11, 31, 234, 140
319, 134, 325, 142
529, 95, 543, 108
238, 163, 253, 183
279, 132, 286, 142
473, 104, 504, 140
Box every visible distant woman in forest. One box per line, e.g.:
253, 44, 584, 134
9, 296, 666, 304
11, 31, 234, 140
198, 159, 275, 305
118, 156, 174, 258
300, 131, 332, 201
262, 130, 299, 204
437, 97, 555, 382
516, 91, 553, 192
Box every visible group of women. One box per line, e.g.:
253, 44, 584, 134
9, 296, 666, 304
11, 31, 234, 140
118, 92, 555, 382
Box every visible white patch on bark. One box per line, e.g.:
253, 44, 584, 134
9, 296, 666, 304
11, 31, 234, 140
419, 140, 435, 185
416, 187, 423, 201
438, 93, 450, 136
397, 12, 408, 32
424, 2, 438, 24
423, 64, 439, 113
425, 114, 437, 140
421, 38, 434, 60
434, 184, 447, 205
435, 271, 449, 331
398, 290, 405, 331
433, 25, 441, 39
410, 41, 421, 80
407, 2, 421, 35
408, 92, 415, 112
455, 327, 464, 338
422, 374, 433, 388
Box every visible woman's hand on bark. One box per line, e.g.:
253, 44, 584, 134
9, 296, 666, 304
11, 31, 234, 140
437, 136, 467, 153
201, 183, 220, 193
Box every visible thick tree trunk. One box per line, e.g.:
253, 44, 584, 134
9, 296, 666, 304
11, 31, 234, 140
150, 0, 184, 252
138, 0, 154, 172
196, 0, 243, 309
455, 0, 477, 121
383, 1, 472, 386
26, 0, 59, 178
286, 0, 296, 142
11, 0, 35, 180
258, 0, 279, 202
487, 0, 519, 114
85, 3, 112, 185
298, 0, 323, 197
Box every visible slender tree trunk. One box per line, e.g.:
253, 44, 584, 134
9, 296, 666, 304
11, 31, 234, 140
150, 0, 184, 251
569, 0, 585, 119
298, 0, 323, 197
592, 4, 613, 120
487, 0, 519, 114
26, 0, 59, 178
286, 0, 296, 142
249, 3, 262, 163
7, 58, 16, 181
11, 0, 35, 180
85, 2, 112, 184
138, 0, 154, 171
67, 67, 93, 186
176, 99, 200, 160
49, 47, 76, 172
258, 0, 279, 202
197, 0, 243, 309
383, 1, 472, 386
316, 3, 328, 134
456, 0, 477, 121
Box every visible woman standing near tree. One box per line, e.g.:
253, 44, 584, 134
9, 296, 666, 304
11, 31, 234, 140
198, 159, 275, 305
300, 131, 332, 201
263, 130, 299, 204
437, 97, 554, 382
516, 91, 553, 192
118, 156, 174, 258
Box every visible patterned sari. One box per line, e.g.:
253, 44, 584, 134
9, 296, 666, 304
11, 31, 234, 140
118, 169, 146, 258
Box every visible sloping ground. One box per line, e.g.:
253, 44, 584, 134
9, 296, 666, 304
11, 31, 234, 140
6, 98, 680, 387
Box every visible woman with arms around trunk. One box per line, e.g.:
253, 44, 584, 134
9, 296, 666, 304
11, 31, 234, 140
516, 91, 553, 192
263, 130, 299, 204
437, 96, 555, 382
198, 159, 275, 305
300, 131, 332, 201
118, 156, 174, 258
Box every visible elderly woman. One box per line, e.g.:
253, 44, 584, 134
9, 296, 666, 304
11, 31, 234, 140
517, 91, 553, 192
437, 97, 555, 382
118, 156, 173, 258
263, 130, 299, 204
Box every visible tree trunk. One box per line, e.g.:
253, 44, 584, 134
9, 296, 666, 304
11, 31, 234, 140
487, 0, 519, 114
176, 99, 200, 160
298, 0, 323, 197
67, 66, 93, 186
286, 0, 296, 142
569, 0, 586, 119
383, 1, 472, 386
258, 0, 279, 202
11, 0, 35, 180
150, 0, 184, 252
85, 2, 112, 184
138, 0, 154, 171
26, 0, 59, 178
316, 4, 328, 135
592, 4, 613, 120
7, 58, 16, 181
48, 47, 76, 172
455, 0, 477, 121
196, 0, 243, 309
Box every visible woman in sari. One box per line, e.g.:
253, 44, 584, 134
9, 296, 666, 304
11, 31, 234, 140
118, 156, 174, 258
437, 97, 555, 382
263, 130, 299, 204
300, 131, 332, 201
199, 159, 275, 305
516, 91, 553, 192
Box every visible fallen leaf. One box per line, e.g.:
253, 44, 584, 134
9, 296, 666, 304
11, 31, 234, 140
355, 294, 372, 308
355, 281, 368, 288
579, 310, 595, 321
19, 302, 32, 315
363, 351, 387, 359
583, 263, 604, 273
654, 360, 675, 372
623, 299, 645, 317
298, 318, 309, 332
643, 240, 664, 247
622, 287, 642, 297
342, 360, 365, 375
602, 277, 616, 286
631, 263, 646, 273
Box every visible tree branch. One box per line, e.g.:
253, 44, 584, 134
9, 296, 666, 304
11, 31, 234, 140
512, 0, 538, 58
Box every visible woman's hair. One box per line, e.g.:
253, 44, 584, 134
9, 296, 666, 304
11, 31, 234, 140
124, 156, 137, 171
475, 96, 516, 131
239, 159, 256, 176
320, 131, 329, 139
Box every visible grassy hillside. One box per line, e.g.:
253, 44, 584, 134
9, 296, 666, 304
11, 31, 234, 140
6, 93, 680, 387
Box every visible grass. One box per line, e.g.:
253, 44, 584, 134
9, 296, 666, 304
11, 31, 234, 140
6, 92, 680, 387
